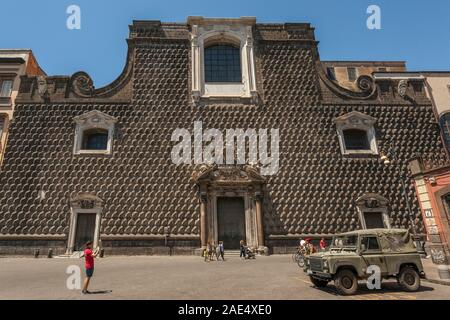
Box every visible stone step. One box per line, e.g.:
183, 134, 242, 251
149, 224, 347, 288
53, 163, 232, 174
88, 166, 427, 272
224, 250, 241, 256
54, 251, 83, 259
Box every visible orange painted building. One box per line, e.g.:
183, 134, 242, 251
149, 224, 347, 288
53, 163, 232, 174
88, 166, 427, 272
409, 158, 450, 264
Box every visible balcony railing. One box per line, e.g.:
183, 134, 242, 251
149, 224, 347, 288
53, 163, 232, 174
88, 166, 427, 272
421, 157, 450, 171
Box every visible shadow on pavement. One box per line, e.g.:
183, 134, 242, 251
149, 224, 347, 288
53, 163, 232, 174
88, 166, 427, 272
88, 290, 113, 295
313, 282, 434, 296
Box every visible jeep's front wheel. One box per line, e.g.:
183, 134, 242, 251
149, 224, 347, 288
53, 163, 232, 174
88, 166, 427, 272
398, 266, 420, 292
334, 269, 358, 295
309, 276, 329, 288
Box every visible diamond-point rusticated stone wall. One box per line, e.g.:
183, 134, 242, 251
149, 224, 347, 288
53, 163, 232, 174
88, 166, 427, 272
0, 19, 447, 255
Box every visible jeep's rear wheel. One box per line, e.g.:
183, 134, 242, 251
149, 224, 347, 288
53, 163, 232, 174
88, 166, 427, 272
309, 276, 329, 288
334, 269, 358, 295
398, 266, 420, 292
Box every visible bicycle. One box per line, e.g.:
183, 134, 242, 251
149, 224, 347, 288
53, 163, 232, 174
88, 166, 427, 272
292, 247, 307, 267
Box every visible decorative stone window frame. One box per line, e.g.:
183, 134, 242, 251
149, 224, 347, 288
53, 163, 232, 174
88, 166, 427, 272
66, 193, 104, 254
188, 16, 258, 103
73, 110, 117, 155
0, 74, 16, 106
356, 193, 391, 229
334, 111, 379, 155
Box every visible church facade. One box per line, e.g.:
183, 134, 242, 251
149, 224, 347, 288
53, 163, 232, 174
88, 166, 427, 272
0, 17, 446, 255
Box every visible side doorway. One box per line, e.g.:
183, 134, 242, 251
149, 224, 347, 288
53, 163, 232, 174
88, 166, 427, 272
74, 213, 97, 251
67, 193, 103, 254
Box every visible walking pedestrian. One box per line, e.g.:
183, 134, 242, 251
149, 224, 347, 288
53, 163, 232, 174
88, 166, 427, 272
239, 240, 246, 259
218, 241, 225, 261
211, 242, 217, 261
82, 241, 98, 294
300, 238, 306, 248
319, 238, 326, 251
204, 242, 212, 262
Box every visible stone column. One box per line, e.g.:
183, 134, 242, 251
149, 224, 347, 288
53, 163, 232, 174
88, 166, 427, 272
255, 194, 265, 248
200, 195, 207, 249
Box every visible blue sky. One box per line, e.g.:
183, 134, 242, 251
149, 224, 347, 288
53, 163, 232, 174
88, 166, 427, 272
1, 0, 449, 87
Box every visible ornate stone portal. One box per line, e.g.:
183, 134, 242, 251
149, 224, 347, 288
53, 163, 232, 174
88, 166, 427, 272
67, 193, 104, 254
192, 165, 267, 252
355, 193, 391, 229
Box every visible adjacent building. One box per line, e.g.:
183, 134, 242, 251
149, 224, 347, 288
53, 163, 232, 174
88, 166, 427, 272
0, 17, 446, 256
423, 72, 450, 155
409, 157, 450, 264
0, 49, 45, 165
322, 61, 406, 92
371, 70, 450, 265
406, 72, 450, 265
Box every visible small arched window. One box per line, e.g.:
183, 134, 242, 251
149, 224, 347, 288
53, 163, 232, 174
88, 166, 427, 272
334, 111, 378, 155
343, 129, 370, 151
204, 44, 241, 83
82, 129, 108, 150
73, 110, 116, 155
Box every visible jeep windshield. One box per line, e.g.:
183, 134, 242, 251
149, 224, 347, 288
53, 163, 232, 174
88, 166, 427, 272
330, 234, 358, 251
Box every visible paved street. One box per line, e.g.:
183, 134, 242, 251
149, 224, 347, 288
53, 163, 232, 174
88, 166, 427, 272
1, 255, 449, 300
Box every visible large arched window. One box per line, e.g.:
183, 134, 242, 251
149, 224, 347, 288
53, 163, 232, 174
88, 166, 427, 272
204, 44, 242, 83
82, 129, 108, 150
440, 113, 450, 152
189, 18, 258, 102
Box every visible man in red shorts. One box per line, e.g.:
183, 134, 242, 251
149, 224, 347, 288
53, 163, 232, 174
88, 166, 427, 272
82, 241, 98, 294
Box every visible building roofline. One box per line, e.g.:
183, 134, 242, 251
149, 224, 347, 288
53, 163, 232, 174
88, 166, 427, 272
322, 61, 406, 66
373, 72, 425, 80
416, 71, 450, 75
0, 49, 33, 54
187, 16, 256, 26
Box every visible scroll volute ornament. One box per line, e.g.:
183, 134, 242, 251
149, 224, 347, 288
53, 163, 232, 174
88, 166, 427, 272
397, 79, 408, 98
70, 71, 95, 97
36, 76, 49, 99
317, 60, 377, 100
357, 75, 376, 93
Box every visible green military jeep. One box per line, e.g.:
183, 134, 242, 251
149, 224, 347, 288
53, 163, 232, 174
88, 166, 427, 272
303, 229, 425, 295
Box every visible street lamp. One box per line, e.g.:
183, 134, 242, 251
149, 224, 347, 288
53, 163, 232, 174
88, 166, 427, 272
381, 148, 425, 254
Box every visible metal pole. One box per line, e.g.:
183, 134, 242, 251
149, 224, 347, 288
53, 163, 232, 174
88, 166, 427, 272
400, 173, 416, 235
400, 163, 424, 254
391, 148, 424, 254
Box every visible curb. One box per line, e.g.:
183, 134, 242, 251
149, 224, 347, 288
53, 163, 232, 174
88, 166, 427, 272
423, 278, 450, 287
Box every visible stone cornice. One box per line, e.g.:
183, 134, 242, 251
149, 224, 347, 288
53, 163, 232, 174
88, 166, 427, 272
15, 44, 134, 104
101, 234, 200, 240
0, 234, 66, 240
187, 16, 256, 26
